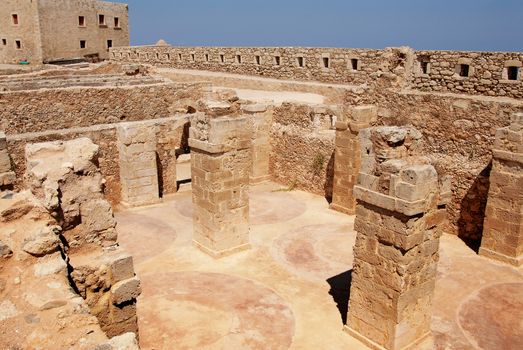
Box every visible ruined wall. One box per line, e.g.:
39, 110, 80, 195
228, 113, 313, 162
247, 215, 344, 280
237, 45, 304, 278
111, 46, 401, 86
269, 103, 336, 199
348, 87, 523, 241
111, 46, 523, 98
38, 0, 129, 62
6, 116, 190, 204
412, 51, 523, 99
0, 81, 199, 135
0, 0, 43, 64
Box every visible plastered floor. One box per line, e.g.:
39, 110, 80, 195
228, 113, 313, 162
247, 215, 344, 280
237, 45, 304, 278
115, 182, 523, 350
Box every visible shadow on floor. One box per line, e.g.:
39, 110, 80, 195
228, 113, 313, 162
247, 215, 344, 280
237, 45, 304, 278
326, 269, 353, 325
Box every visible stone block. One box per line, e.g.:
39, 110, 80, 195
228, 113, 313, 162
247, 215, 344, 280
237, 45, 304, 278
111, 277, 141, 305
109, 254, 135, 283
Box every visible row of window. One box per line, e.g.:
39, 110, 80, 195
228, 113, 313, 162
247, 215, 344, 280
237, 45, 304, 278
8, 13, 120, 29
79, 39, 113, 49
115, 51, 363, 71
0, 39, 114, 50
79, 15, 121, 28
417, 59, 521, 81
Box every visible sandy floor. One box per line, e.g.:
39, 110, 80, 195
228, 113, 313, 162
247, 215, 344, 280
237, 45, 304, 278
115, 182, 523, 350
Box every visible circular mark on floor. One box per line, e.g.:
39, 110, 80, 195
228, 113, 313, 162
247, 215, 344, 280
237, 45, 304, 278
249, 191, 307, 225
458, 282, 523, 350
271, 223, 355, 282
174, 190, 306, 225
116, 212, 177, 264
138, 271, 295, 350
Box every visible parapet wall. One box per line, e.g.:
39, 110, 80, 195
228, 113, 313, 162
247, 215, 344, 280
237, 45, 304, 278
110, 46, 523, 98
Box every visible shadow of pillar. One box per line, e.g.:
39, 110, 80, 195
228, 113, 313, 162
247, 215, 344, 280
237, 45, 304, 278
326, 269, 353, 326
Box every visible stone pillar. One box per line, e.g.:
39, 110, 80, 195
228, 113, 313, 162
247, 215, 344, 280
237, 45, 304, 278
189, 113, 251, 258
117, 123, 160, 207
243, 103, 271, 184
331, 106, 377, 214
480, 113, 523, 266
0, 132, 15, 190
346, 126, 450, 350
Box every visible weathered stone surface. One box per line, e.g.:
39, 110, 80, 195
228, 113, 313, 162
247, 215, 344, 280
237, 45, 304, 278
0, 240, 13, 259
190, 113, 252, 257
22, 225, 62, 257
111, 277, 141, 305
480, 115, 523, 267
331, 105, 377, 214
346, 126, 447, 350
117, 123, 160, 207
25, 138, 118, 246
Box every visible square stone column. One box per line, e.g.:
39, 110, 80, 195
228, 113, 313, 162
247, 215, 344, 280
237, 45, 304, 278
331, 106, 377, 214
189, 113, 252, 258
243, 103, 272, 184
346, 126, 450, 350
0, 131, 15, 190
117, 123, 160, 207
480, 113, 523, 266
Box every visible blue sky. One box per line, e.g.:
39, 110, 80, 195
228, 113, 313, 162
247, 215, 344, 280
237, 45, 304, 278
112, 0, 523, 52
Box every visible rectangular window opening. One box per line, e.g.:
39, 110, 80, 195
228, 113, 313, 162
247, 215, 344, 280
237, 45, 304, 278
421, 61, 429, 74
205, 54, 209, 62
107, 40, 113, 49
114, 17, 120, 28
12, 14, 19, 25
323, 57, 330, 68
98, 14, 105, 26
507, 66, 519, 81
274, 56, 281, 66
80, 40, 86, 49
255, 55, 261, 65
178, 53, 182, 61
2, 39, 6, 46
191, 53, 195, 62
220, 54, 225, 63
15, 40, 21, 49
297, 56, 304, 67
236, 55, 242, 64
351, 58, 359, 70
459, 64, 470, 77
79, 16, 85, 27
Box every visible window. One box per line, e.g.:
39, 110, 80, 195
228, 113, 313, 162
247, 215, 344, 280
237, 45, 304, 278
322, 57, 330, 69
79, 16, 86, 27
178, 53, 182, 61
107, 40, 113, 49
255, 55, 261, 65
297, 56, 304, 67
220, 54, 225, 63
12, 14, 19, 25
2, 39, 6, 46
236, 55, 242, 64
350, 58, 359, 71
459, 64, 470, 77
191, 53, 195, 61
205, 54, 209, 62
421, 61, 429, 74
80, 40, 86, 49
274, 56, 281, 66
15, 40, 21, 49
507, 66, 519, 81
98, 14, 106, 26
155, 52, 159, 59
114, 17, 120, 28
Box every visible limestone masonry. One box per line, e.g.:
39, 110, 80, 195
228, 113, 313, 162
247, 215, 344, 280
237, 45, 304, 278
1, 7, 523, 349
0, 0, 129, 64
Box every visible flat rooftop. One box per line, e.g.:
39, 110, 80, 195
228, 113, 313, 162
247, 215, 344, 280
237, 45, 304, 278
115, 182, 523, 350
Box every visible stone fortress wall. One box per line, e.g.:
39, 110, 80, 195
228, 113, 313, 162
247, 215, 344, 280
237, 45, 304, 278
0, 0, 129, 64
111, 46, 523, 98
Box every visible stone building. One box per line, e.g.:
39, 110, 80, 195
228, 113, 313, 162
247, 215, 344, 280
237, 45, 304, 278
0, 0, 129, 64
